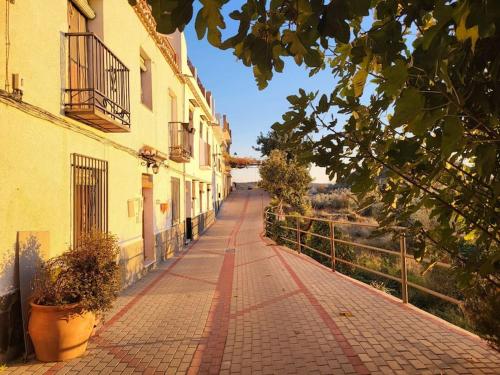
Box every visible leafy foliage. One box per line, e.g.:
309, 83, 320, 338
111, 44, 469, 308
130, 0, 499, 348
32, 232, 121, 314
259, 150, 312, 214
255, 128, 313, 164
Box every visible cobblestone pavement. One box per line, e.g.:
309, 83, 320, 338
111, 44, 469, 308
4, 190, 499, 374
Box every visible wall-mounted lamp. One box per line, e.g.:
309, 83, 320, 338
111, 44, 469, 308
151, 163, 160, 174
141, 159, 162, 174
139, 146, 168, 175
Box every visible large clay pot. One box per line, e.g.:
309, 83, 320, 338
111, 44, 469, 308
28, 302, 95, 362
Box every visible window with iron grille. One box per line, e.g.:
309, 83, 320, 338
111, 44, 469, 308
71, 154, 108, 245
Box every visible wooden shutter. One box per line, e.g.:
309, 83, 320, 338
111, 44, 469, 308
171, 177, 180, 225
68, 1, 88, 105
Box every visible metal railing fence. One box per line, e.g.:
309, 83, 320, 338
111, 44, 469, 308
264, 209, 461, 306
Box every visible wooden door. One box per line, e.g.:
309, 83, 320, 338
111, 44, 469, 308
185, 181, 192, 240
185, 181, 192, 218
142, 174, 154, 262
68, 1, 89, 106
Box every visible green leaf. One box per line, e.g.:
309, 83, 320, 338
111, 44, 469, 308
287, 95, 299, 105
455, 6, 479, 51
282, 30, 308, 64
320, 0, 350, 43
304, 49, 323, 68
350, 164, 373, 197
475, 144, 497, 178
391, 88, 424, 126
407, 109, 445, 136
441, 117, 464, 158
378, 60, 408, 97
387, 139, 420, 166
195, 11, 208, 39
317, 94, 329, 113
349, 0, 370, 17
352, 68, 368, 97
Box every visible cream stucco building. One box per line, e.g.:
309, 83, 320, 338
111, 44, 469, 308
0, 0, 232, 361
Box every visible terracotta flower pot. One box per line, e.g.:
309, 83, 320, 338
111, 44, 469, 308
28, 302, 95, 362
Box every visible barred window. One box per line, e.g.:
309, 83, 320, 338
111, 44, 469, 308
71, 154, 108, 245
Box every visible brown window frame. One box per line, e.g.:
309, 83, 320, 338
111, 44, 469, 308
71, 153, 108, 246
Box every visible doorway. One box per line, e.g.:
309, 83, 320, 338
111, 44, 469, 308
142, 174, 154, 263
185, 181, 192, 241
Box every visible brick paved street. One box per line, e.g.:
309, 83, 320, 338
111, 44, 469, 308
4, 190, 499, 374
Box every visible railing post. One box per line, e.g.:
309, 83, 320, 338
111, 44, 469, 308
400, 232, 408, 304
329, 221, 336, 272
264, 210, 268, 235
296, 216, 301, 254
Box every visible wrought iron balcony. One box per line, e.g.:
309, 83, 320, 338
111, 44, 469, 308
169, 122, 193, 163
65, 33, 131, 132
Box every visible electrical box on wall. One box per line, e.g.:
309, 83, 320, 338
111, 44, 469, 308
12, 73, 24, 91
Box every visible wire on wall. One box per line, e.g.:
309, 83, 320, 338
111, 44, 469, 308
4, 0, 11, 91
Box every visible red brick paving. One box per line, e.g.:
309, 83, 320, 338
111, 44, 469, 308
4, 190, 500, 374
269, 243, 370, 375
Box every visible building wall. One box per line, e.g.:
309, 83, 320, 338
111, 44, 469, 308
0, 0, 231, 362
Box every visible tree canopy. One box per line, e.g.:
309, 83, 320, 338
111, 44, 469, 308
259, 149, 312, 214
128, 0, 500, 348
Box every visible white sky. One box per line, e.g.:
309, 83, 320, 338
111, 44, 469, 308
231, 165, 332, 184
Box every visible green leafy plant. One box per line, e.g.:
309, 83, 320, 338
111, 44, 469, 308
259, 150, 312, 214
32, 232, 121, 314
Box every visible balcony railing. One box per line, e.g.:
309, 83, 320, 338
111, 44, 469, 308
65, 33, 131, 132
169, 122, 192, 163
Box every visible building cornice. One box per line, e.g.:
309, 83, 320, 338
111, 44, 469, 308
132, 1, 181, 77
184, 76, 214, 122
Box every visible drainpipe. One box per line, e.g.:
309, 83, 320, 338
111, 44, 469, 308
182, 75, 187, 235
4, 0, 11, 92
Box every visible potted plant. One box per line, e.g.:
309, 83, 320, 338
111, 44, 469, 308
28, 231, 121, 362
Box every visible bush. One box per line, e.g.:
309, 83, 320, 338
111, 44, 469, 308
310, 189, 355, 211
32, 231, 121, 314
462, 277, 500, 350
